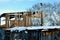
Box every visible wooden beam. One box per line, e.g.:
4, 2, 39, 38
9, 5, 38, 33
5, 13, 10, 28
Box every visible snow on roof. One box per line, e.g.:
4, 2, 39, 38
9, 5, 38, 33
6, 26, 60, 32
8, 27, 26, 32
26, 26, 43, 30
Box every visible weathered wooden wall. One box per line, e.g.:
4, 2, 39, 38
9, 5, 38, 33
4, 11, 42, 28
6, 29, 60, 40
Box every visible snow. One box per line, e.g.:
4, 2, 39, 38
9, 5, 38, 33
20, 18, 23, 20
10, 18, 24, 20
1, 17, 5, 25
10, 18, 15, 20
8, 27, 26, 32
27, 26, 60, 30
6, 26, 60, 32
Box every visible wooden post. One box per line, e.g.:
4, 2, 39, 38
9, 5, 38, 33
24, 13, 26, 26
41, 12, 43, 26
0, 17, 1, 26
24, 15, 25, 26
15, 13, 18, 27
28, 12, 32, 26
18, 12, 20, 27
5, 13, 10, 28
29, 16, 32, 26
27, 12, 32, 27
25, 13, 29, 27
23, 14, 25, 26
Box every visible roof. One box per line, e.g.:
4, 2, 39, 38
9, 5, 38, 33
0, 13, 15, 18
0, 11, 41, 18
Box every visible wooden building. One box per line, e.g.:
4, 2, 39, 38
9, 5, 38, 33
0, 11, 42, 29
0, 11, 60, 40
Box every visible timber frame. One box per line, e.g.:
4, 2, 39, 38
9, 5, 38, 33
0, 11, 42, 29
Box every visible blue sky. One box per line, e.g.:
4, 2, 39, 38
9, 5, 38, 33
0, 0, 60, 15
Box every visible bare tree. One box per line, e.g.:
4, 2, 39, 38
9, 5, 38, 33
27, 2, 60, 26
